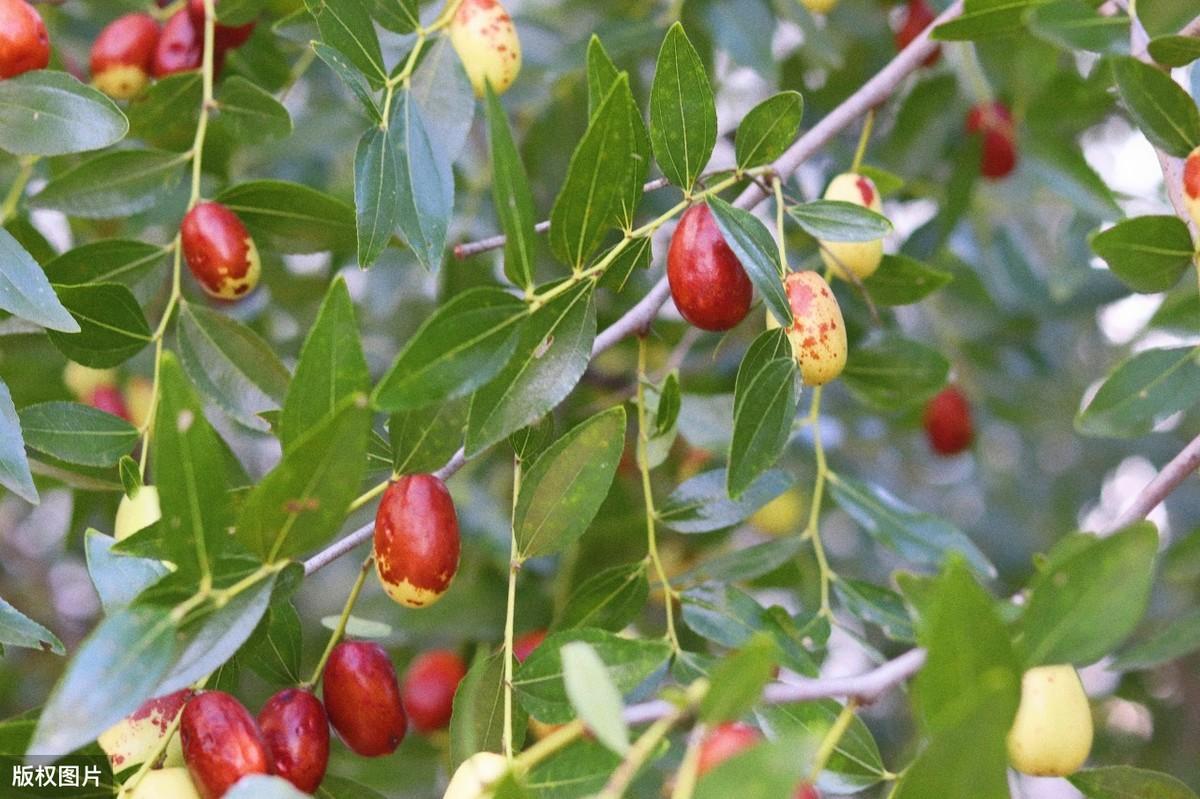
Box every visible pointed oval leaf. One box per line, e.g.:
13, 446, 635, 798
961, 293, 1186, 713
736, 91, 804, 170
18, 402, 138, 467
0, 71, 128, 157
650, 23, 716, 190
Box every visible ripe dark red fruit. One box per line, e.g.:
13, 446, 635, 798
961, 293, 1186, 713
180, 691, 271, 799
180, 202, 261, 300
697, 722, 761, 775
90, 13, 160, 100
667, 204, 753, 332
88, 385, 131, 420
373, 475, 461, 608
795, 785, 821, 799
401, 649, 468, 733
152, 10, 202, 77
257, 688, 329, 794
187, 0, 256, 52
966, 101, 1017, 180
894, 0, 940, 66
0, 0, 49, 79
323, 641, 407, 756
923, 386, 973, 456
513, 629, 547, 663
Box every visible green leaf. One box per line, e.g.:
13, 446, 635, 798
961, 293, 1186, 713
178, 301, 290, 432
236, 395, 370, 561
466, 281, 596, 457
390, 399, 467, 475
44, 239, 168, 287
584, 38, 649, 230
373, 286, 526, 411
31, 149, 187, 219
280, 278, 368, 450
700, 634, 777, 723
450, 650, 526, 769
354, 124, 400, 268
316, 776, 390, 799
1090, 215, 1195, 294
561, 642, 630, 755
1070, 766, 1200, 799
554, 561, 649, 633
0, 593, 62, 654
1147, 35, 1200, 67
728, 357, 797, 499
526, 739, 620, 799
28, 604, 176, 757
736, 92, 804, 170
390, 90, 455, 270
1018, 522, 1158, 666
586, 35, 621, 118
841, 335, 949, 412
312, 42, 381, 122
1111, 607, 1200, 671
215, 76, 293, 143
18, 402, 138, 467
706, 197, 790, 327
759, 700, 886, 793
549, 75, 634, 269
649, 23, 716, 191
514, 407, 626, 559
865, 255, 952, 306
484, 85, 538, 291
128, 72, 202, 150
0, 378, 37, 504
371, 0, 419, 33
304, 0, 386, 87
47, 283, 151, 368
0, 71, 128, 157
216, 180, 356, 255
0, 228, 79, 332
834, 578, 915, 643
694, 737, 806, 799
681, 584, 824, 676
241, 601, 302, 684
678, 537, 804, 586
1111, 55, 1200, 157
787, 201, 892, 242
1076, 346, 1200, 438
410, 37, 475, 164
514, 628, 671, 723
1026, 1, 1129, 54
933, 0, 1045, 40
84, 530, 168, 613
659, 469, 792, 534
827, 473, 996, 578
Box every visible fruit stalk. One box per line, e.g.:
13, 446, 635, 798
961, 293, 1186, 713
802, 389, 836, 620
806, 698, 858, 783
503, 457, 522, 759
307, 555, 373, 688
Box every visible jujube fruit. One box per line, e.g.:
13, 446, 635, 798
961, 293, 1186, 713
923, 386, 972, 456
64, 363, 118, 402
966, 101, 1017, 180
322, 641, 407, 756
98, 688, 191, 772
819, 172, 885, 281
1184, 146, 1200, 230
127, 767, 202, 799
180, 691, 271, 799
0, 0, 49, 79
800, 0, 839, 14
1006, 665, 1093, 777
125, 375, 156, 429
696, 722, 760, 775
767, 271, 848, 386
257, 688, 329, 794
115, 485, 162, 541
667, 204, 753, 332
448, 0, 521, 97
402, 649, 468, 733
512, 629, 546, 663
794, 786, 820, 799
152, 10, 203, 78
91, 14, 160, 100
186, 0, 255, 52
750, 490, 804, 536
893, 0, 940, 66
374, 474, 461, 608
88, 384, 131, 420
444, 751, 509, 799
180, 202, 261, 300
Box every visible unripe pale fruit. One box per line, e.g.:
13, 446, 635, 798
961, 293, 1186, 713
512, 629, 546, 663
923, 386, 972, 456
444, 751, 509, 799
1184, 146, 1200, 230
180, 691, 272, 799
750, 490, 803, 536
88, 385, 131, 420
448, 0, 521, 97
966, 101, 1017, 180
323, 641, 407, 756
767, 272, 848, 386
126, 376, 156, 430
800, 0, 839, 14
91, 14, 160, 100
186, 0, 255, 52
402, 649, 468, 733
697, 722, 761, 776
99, 689, 191, 772
0, 0, 49, 79
127, 767, 202, 799
1007, 665, 1093, 777
115, 485, 162, 541
257, 688, 329, 794
667, 204, 754, 332
894, 0, 940, 66
374, 475, 461, 608
152, 11, 203, 78
64, 363, 119, 401
819, 173, 884, 281
181, 202, 261, 300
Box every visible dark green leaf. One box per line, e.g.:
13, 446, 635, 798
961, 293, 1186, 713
44, 240, 168, 287
128, 72, 202, 150
554, 561, 649, 633
0, 378, 37, 504
0, 228, 79, 332
787, 201, 892, 242
304, 0, 386, 86
215, 76, 293, 143
1111, 607, 1200, 671
390, 399, 467, 475
700, 634, 777, 723
241, 601, 302, 684
659, 469, 792, 534
758, 700, 885, 793
312, 42, 381, 121
354, 124, 400, 267
217, 180, 356, 255
84, 530, 168, 613
47, 283, 151, 368
31, 149, 187, 218
934, 0, 1043, 40
1070, 766, 1199, 799
707, 197, 790, 327
834, 578, 915, 643
0, 593, 62, 654
1111, 56, 1200, 157
18, 401, 138, 467
390, 90, 455, 270
649, 23, 716, 191
728, 358, 797, 499
371, 0, 419, 33
1147, 35, 1200, 67
410, 37, 475, 163
841, 335, 949, 412
736, 92, 804, 170
0, 71, 128, 157
1076, 346, 1200, 438
485, 84, 538, 291
450, 650, 526, 769
865, 255, 952, 306
1026, 1, 1129, 54
1090, 215, 1195, 293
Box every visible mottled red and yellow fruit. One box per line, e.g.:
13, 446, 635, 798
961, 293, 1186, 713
98, 689, 191, 772
181, 202, 261, 300
444, 751, 509, 799
126, 375, 156, 429
115, 485, 162, 541
401, 649, 467, 734
820, 172, 885, 281
90, 14, 160, 99
63, 363, 118, 402
697, 722, 761, 776
323, 641, 407, 756
180, 691, 271, 799
923, 386, 973, 456
767, 271, 848, 386
512, 629, 546, 663
966, 101, 1018, 180
1184, 146, 1200, 230
448, 0, 521, 97
0, 0, 49, 79
258, 688, 329, 794
1007, 665, 1093, 777
152, 10, 203, 77
894, 0, 940, 66
374, 475, 461, 608
794, 785, 821, 799
667, 204, 754, 332
88, 384, 131, 420
128, 767, 202, 799
186, 0, 256, 52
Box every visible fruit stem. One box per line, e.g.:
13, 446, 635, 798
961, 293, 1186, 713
850, 110, 874, 174
669, 723, 707, 799
801, 387, 836, 620
0, 156, 37, 225
806, 697, 859, 783
503, 457, 523, 760
117, 675, 208, 797
515, 719, 586, 770
348, 478, 391, 514
636, 337, 681, 653
772, 176, 788, 276
306, 554, 374, 688
595, 708, 686, 799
